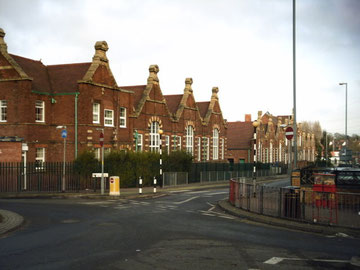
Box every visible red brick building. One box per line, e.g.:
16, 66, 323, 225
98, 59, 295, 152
227, 111, 316, 165
0, 28, 227, 163
226, 114, 254, 163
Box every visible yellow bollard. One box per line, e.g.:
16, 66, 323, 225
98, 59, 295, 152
109, 176, 120, 196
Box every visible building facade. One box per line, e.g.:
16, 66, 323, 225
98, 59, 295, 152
0, 28, 227, 163
227, 111, 316, 165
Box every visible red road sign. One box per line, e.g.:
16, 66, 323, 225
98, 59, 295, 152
100, 132, 104, 147
285, 126, 294, 140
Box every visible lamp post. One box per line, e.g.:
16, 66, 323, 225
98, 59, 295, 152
56, 125, 67, 192
339, 82, 348, 146
292, 0, 298, 170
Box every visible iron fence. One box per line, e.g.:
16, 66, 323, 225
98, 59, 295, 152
163, 172, 188, 187
229, 179, 360, 229
0, 162, 102, 193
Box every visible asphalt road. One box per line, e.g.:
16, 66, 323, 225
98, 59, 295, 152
0, 187, 359, 270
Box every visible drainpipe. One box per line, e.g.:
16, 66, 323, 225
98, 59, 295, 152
75, 93, 78, 158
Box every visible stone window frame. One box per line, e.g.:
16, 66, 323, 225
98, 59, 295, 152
104, 109, 114, 127
137, 133, 143, 152
185, 125, 194, 155
165, 135, 170, 154
35, 100, 45, 123
93, 102, 100, 124
197, 137, 201, 162
221, 138, 224, 160
213, 128, 219, 160
119, 107, 126, 128
35, 147, 45, 169
149, 121, 160, 152
0, 100, 7, 122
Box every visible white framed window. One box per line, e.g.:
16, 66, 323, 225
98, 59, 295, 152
165, 135, 170, 154
213, 128, 219, 160
104, 109, 114, 127
150, 121, 159, 152
119, 107, 126, 128
206, 137, 210, 161
173, 135, 181, 151
104, 148, 111, 155
0, 100, 7, 122
197, 137, 201, 162
137, 134, 143, 152
35, 148, 45, 169
186, 126, 194, 155
35, 100, 45, 122
93, 103, 100, 124
94, 148, 100, 160
221, 138, 224, 160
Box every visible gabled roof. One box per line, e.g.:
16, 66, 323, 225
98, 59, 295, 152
47, 63, 91, 93
10, 54, 52, 92
164, 94, 182, 115
227, 121, 254, 149
197, 102, 210, 118
120, 85, 147, 107
10, 54, 91, 94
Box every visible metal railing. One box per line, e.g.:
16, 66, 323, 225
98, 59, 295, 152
229, 179, 360, 229
163, 172, 188, 187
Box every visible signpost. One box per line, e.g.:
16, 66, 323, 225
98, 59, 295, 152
285, 126, 294, 175
285, 126, 294, 140
99, 132, 104, 195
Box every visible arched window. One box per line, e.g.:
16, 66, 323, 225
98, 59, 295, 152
213, 128, 219, 160
186, 125, 194, 155
150, 121, 159, 152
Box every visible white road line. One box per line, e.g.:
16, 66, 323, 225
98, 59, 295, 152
169, 190, 190, 193
186, 191, 210, 194
264, 257, 350, 265
173, 196, 199, 204
202, 213, 216, 217
205, 191, 228, 196
218, 215, 235, 220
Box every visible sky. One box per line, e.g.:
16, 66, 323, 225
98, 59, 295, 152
0, 0, 359, 135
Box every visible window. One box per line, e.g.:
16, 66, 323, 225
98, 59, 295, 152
0, 100, 7, 122
104, 109, 114, 127
197, 137, 201, 162
119, 107, 126, 128
213, 129, 219, 160
137, 134, 143, 152
35, 100, 45, 122
94, 148, 101, 160
165, 135, 170, 154
202, 137, 209, 161
150, 121, 159, 152
93, 103, 100, 123
35, 148, 45, 169
186, 126, 194, 155
173, 135, 181, 151
221, 138, 224, 160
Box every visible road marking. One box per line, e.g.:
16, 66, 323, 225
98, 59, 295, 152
205, 191, 228, 196
169, 190, 190, 193
264, 257, 350, 265
187, 190, 210, 194
218, 215, 235, 220
174, 196, 199, 204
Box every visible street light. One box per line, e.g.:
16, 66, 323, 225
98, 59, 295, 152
56, 125, 67, 192
339, 82, 348, 146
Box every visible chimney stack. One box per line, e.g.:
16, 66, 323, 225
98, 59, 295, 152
245, 114, 251, 122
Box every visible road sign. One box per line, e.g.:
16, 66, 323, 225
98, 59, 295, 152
285, 126, 294, 140
61, 129, 67, 138
100, 132, 104, 147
